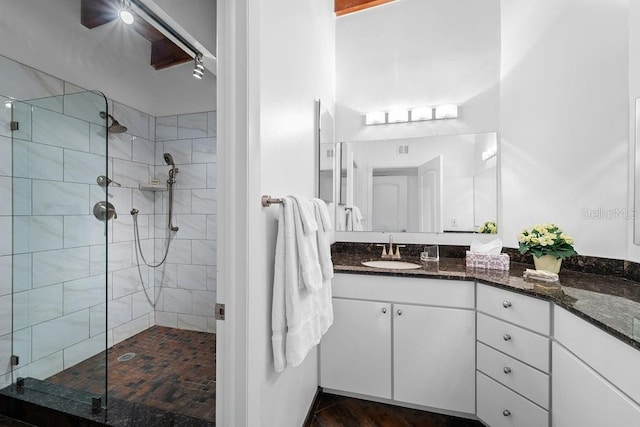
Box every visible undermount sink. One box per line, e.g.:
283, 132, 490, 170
361, 260, 422, 270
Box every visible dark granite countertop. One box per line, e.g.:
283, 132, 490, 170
332, 251, 640, 351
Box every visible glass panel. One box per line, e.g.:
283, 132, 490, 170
7, 91, 108, 421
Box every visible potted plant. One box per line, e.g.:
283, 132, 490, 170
479, 220, 497, 234
517, 223, 577, 273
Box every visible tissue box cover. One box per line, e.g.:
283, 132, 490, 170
465, 251, 510, 271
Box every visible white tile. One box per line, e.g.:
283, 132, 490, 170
207, 266, 217, 292
206, 215, 217, 241
169, 189, 193, 214
12, 101, 33, 141
156, 115, 177, 141
64, 332, 106, 370
33, 181, 89, 215
64, 274, 106, 314
91, 241, 131, 275
13, 140, 64, 180
64, 215, 105, 248
0, 256, 10, 296
0, 55, 64, 101
193, 290, 215, 316
161, 239, 192, 264
113, 315, 149, 345
13, 178, 31, 215
107, 186, 133, 213
29, 96, 63, 114
113, 102, 150, 140
163, 288, 192, 314
162, 140, 192, 166
207, 111, 217, 137
155, 311, 177, 328
174, 214, 206, 240
13, 216, 63, 254
108, 295, 132, 329
178, 112, 208, 139
16, 284, 64, 328
112, 267, 145, 299
23, 351, 64, 380
63, 91, 106, 126
32, 107, 90, 152
149, 116, 156, 141
207, 316, 216, 333
32, 310, 90, 361
64, 82, 86, 95
132, 290, 154, 318
206, 162, 217, 189
112, 159, 150, 188
0, 217, 11, 256
193, 137, 217, 163
13, 328, 32, 366
0, 176, 11, 215
90, 303, 107, 337
192, 189, 217, 214
0, 136, 11, 175
13, 253, 32, 292
113, 212, 143, 243
108, 132, 133, 161
177, 264, 207, 291
64, 150, 106, 184
176, 163, 207, 190
32, 247, 91, 288
0, 99, 10, 139
177, 314, 207, 332
90, 123, 108, 156
192, 240, 217, 266
132, 189, 155, 214
132, 136, 154, 164
0, 295, 10, 335
154, 263, 177, 288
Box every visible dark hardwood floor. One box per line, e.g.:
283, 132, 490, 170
305, 392, 485, 427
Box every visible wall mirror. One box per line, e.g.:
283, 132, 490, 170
635, 98, 640, 244
333, 132, 498, 234
317, 99, 335, 203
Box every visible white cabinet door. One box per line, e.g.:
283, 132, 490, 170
552, 342, 640, 427
320, 298, 392, 398
393, 304, 476, 414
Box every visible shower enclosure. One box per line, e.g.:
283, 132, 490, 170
4, 90, 110, 421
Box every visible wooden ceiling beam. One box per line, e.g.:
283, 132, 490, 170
150, 39, 192, 70
335, 0, 395, 16
81, 0, 117, 29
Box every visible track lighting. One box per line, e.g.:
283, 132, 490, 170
193, 53, 205, 79
118, 0, 134, 25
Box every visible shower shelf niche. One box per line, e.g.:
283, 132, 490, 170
139, 183, 167, 191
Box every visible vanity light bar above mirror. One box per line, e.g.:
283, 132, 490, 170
365, 104, 459, 125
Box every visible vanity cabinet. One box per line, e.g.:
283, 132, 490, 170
476, 284, 551, 427
320, 273, 475, 415
552, 306, 640, 427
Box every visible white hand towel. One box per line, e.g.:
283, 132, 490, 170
351, 206, 364, 231
272, 197, 293, 372
313, 199, 334, 281
292, 196, 323, 293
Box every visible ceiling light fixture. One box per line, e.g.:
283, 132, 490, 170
193, 53, 205, 79
118, 0, 134, 25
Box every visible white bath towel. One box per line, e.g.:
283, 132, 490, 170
272, 196, 333, 372
312, 198, 334, 281
292, 196, 323, 293
347, 206, 364, 231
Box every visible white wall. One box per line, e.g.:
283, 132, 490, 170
627, 1, 640, 262
335, 0, 500, 142
500, 0, 629, 258
0, 0, 215, 117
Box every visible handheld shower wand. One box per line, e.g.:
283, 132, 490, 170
164, 153, 179, 232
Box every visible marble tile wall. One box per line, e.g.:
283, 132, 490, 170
0, 53, 217, 389
153, 112, 217, 333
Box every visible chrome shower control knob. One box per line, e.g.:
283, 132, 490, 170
503, 366, 512, 374
382, 308, 387, 314
502, 301, 512, 308
503, 334, 512, 341
503, 410, 511, 417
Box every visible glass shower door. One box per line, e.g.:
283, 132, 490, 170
8, 90, 109, 420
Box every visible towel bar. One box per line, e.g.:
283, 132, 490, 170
261, 195, 283, 207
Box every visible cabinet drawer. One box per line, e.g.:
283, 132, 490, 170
477, 284, 550, 335
332, 273, 474, 308
477, 372, 549, 427
477, 313, 549, 372
477, 342, 549, 409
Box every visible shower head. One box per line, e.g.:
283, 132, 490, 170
99, 111, 128, 134
163, 153, 175, 167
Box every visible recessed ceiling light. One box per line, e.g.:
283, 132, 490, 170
118, 0, 134, 25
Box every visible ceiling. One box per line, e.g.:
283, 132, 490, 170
81, 0, 192, 70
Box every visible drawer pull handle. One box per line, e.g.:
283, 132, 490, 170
503, 334, 512, 341
503, 366, 512, 374
382, 308, 387, 314
397, 309, 403, 316
503, 409, 511, 417
502, 301, 512, 308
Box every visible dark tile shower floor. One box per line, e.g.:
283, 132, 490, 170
47, 326, 216, 423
